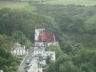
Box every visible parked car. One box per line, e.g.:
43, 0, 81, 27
26, 60, 30, 64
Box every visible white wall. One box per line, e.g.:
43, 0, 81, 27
35, 42, 45, 47
11, 49, 26, 55
35, 28, 45, 41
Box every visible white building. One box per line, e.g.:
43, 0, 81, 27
44, 51, 56, 61
35, 42, 45, 47
47, 42, 59, 46
33, 47, 56, 61
33, 47, 45, 55
35, 28, 45, 41
35, 42, 59, 47
11, 42, 28, 55
39, 60, 47, 67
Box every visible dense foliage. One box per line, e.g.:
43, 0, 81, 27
0, 8, 55, 71
0, 1, 96, 72
31, 4, 96, 72
32, 4, 96, 48
0, 35, 18, 72
0, 8, 55, 41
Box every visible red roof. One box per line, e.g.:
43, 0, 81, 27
38, 30, 55, 42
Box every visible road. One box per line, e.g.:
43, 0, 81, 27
18, 48, 33, 72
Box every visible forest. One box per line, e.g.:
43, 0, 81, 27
0, 0, 96, 72
33, 4, 96, 72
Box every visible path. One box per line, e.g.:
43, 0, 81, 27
18, 48, 33, 72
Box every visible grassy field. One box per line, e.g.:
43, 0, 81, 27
43, 1, 96, 6
0, 0, 96, 9
0, 1, 28, 9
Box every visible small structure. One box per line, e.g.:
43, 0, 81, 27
39, 60, 46, 67
35, 42, 59, 47
35, 28, 59, 47
33, 47, 45, 56
44, 51, 56, 61
11, 42, 28, 55
33, 47, 56, 61
35, 42, 45, 47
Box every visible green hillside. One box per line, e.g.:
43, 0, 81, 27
0, 1, 28, 8
0, 0, 96, 9
43, 0, 96, 6
0, 1, 96, 72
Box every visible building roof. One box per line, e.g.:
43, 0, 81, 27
12, 42, 25, 50
35, 29, 56, 42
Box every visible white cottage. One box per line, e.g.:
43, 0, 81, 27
44, 51, 56, 61
35, 42, 45, 47
33, 47, 45, 56
11, 42, 28, 55
33, 47, 56, 61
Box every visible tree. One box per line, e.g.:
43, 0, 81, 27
0, 35, 17, 72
